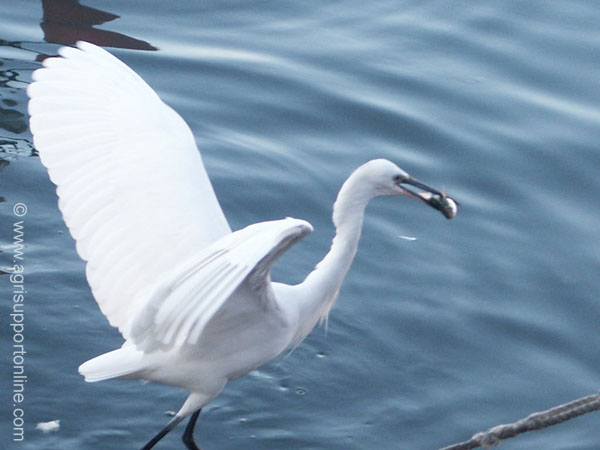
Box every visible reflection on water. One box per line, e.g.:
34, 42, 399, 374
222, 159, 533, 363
0, 0, 157, 172
0, 44, 34, 163
40, 0, 157, 51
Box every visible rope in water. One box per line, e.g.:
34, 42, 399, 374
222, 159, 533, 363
438, 391, 600, 450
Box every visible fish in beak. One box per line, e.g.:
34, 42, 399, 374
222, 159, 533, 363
399, 177, 458, 219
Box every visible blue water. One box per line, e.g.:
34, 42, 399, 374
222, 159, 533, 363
1, 1, 599, 449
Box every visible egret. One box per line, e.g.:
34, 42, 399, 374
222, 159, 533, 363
27, 42, 457, 449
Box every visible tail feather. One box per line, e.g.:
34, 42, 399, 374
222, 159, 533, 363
79, 345, 144, 382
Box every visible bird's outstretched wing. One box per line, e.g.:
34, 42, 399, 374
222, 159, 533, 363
27, 42, 231, 338
127, 218, 313, 352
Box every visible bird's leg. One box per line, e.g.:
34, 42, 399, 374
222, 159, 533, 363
182, 410, 202, 450
140, 415, 185, 450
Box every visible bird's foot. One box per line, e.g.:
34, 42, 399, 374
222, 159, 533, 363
182, 410, 202, 450
182, 433, 202, 450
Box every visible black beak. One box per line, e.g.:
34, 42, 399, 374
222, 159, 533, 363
402, 177, 444, 197
399, 177, 458, 219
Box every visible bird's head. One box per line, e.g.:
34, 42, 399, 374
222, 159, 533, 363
356, 159, 458, 219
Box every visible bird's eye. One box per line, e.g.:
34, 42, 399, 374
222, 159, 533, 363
393, 174, 404, 183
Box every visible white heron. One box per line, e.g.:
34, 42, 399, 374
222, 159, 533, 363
27, 42, 457, 449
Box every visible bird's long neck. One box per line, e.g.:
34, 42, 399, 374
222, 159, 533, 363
293, 173, 373, 342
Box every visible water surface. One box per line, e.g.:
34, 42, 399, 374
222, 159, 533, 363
1, 1, 599, 449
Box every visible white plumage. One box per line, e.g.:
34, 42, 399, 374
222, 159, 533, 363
28, 42, 455, 449
29, 42, 230, 338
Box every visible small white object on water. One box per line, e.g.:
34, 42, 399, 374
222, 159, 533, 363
398, 235, 418, 241
36, 420, 60, 433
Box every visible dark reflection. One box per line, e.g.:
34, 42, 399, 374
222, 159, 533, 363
0, 107, 26, 134
0, 51, 34, 163
40, 0, 157, 51
0, 1, 158, 174
0, 1, 158, 166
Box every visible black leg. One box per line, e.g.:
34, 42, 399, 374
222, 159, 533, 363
140, 415, 184, 450
182, 409, 202, 450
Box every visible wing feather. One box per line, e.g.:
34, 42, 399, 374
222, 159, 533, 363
128, 218, 312, 352
28, 42, 231, 337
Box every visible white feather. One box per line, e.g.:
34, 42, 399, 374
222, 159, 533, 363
28, 42, 231, 337
127, 218, 312, 352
